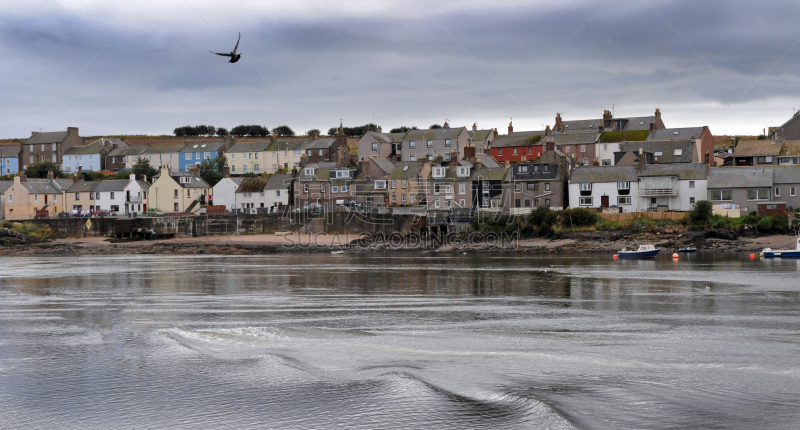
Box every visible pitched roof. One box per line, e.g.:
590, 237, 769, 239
362, 131, 406, 143
0, 146, 20, 158
180, 141, 226, 153
25, 131, 68, 145
389, 162, 425, 179
236, 177, 269, 193
621, 140, 695, 163
708, 167, 773, 188
491, 130, 545, 148
647, 127, 706, 141
64, 139, 106, 156
507, 163, 561, 181
371, 158, 395, 175
67, 180, 129, 193
265, 174, 292, 190
469, 165, 508, 181
266, 140, 315, 151
621, 116, 657, 131
771, 166, 800, 184
778, 140, 800, 157
108, 145, 148, 157
732, 140, 782, 157
19, 178, 73, 194
152, 171, 210, 188
639, 163, 708, 180
144, 144, 185, 154
476, 154, 501, 168
225, 141, 271, 153
470, 129, 493, 141
0, 180, 13, 194
403, 127, 466, 142
306, 138, 337, 149
570, 166, 639, 183
553, 132, 599, 145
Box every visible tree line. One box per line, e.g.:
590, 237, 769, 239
174, 125, 297, 138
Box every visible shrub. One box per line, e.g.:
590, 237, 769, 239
756, 216, 774, 232
528, 206, 551, 227
471, 214, 521, 233
708, 214, 733, 229
742, 211, 760, 226
688, 200, 713, 226
10, 222, 56, 240
561, 208, 599, 227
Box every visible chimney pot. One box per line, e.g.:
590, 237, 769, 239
508, 121, 514, 134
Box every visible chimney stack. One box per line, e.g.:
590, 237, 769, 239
464, 147, 476, 158
472, 123, 477, 132
443, 121, 450, 129
637, 148, 645, 173
545, 125, 551, 136
545, 137, 554, 152
598, 123, 605, 133
508, 121, 513, 134
311, 130, 319, 139
47, 170, 54, 180
377, 126, 382, 133
655, 108, 661, 121
67, 127, 79, 137
649, 122, 656, 132
555, 113, 564, 133
603, 110, 612, 121
18, 173, 27, 182
223, 164, 231, 178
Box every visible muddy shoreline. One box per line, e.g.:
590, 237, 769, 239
0, 229, 795, 257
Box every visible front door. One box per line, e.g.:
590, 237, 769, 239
601, 195, 609, 207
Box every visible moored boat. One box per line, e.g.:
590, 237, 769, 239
617, 244, 660, 259
678, 246, 697, 253
760, 237, 800, 259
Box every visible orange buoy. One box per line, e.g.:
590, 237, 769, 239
750, 254, 755, 259
613, 254, 618, 260
672, 253, 679, 259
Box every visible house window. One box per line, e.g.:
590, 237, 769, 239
458, 183, 465, 194
513, 148, 517, 155
409, 154, 416, 161
710, 190, 732, 201
580, 183, 592, 191
204, 152, 210, 159
580, 145, 586, 153
336, 171, 349, 178
527, 183, 536, 190
444, 153, 451, 161
775, 187, 781, 197
254, 164, 260, 171
528, 147, 532, 154
52, 155, 57, 162
518, 165, 528, 173
391, 180, 397, 189
174, 190, 178, 197
689, 181, 695, 188
498, 149, 503, 156
690, 197, 696, 205
53, 195, 57, 203
319, 150, 323, 156
427, 140, 433, 147
185, 153, 191, 160
409, 141, 416, 148
602, 159, 612, 166
545, 199, 550, 207
543, 165, 549, 172
791, 187, 796, 196
375, 180, 387, 190
372, 143, 378, 151
341, 185, 347, 193
332, 185, 338, 193
276, 190, 281, 197
304, 168, 314, 176
391, 194, 397, 203
514, 183, 521, 191
401, 180, 407, 189
75, 193, 80, 200
434, 200, 440, 208
303, 183, 309, 193
110, 192, 115, 199
534, 199, 538, 207
565, 146, 570, 153
434, 183, 442, 195
401, 194, 407, 203
746, 189, 769, 200
579, 196, 592, 206
254, 153, 259, 159
618, 182, 629, 190
545, 183, 550, 191
618, 196, 631, 205
34, 195, 38, 202
445, 139, 451, 147
231, 165, 236, 172
174, 203, 179, 211
41, 144, 45, 151
243, 165, 248, 173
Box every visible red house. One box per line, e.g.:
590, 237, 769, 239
489, 122, 546, 163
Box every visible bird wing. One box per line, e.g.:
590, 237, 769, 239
233, 32, 241, 54
210, 50, 232, 57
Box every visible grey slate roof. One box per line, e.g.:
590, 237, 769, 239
152, 172, 210, 188
306, 138, 337, 149
108, 145, 148, 157
491, 130, 545, 148
266, 140, 315, 151
363, 131, 406, 143
67, 180, 129, 193
19, 178, 73, 194
470, 129, 493, 141
639, 163, 708, 180
476, 154, 501, 168
0, 181, 13, 193
771, 166, 800, 184
265, 174, 292, 190
553, 132, 599, 145
507, 163, 561, 181
389, 162, 424, 180
25, 131, 68, 145
64, 140, 105, 156
0, 146, 20, 158
144, 144, 184, 154
621, 116, 657, 131
403, 127, 466, 142
180, 141, 226, 153
621, 140, 695, 163
708, 167, 773, 188
372, 158, 395, 175
647, 127, 706, 141
469, 166, 508, 181
225, 142, 271, 153
570, 166, 639, 183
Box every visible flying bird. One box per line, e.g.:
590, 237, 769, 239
210, 33, 242, 63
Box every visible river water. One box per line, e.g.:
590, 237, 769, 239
0, 253, 798, 429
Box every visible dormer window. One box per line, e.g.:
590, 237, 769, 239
543, 165, 549, 172
457, 167, 470, 176
534, 165, 539, 172
518, 165, 528, 173
335, 170, 349, 178
180, 176, 190, 184
304, 168, 315, 176
432, 167, 445, 178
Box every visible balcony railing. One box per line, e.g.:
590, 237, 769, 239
639, 188, 677, 196
127, 196, 143, 203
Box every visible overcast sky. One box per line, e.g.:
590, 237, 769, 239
2, 0, 800, 139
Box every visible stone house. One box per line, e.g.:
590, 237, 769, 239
388, 161, 431, 206
225, 141, 270, 175
264, 140, 310, 174
470, 160, 508, 211
503, 149, 570, 213
708, 166, 800, 214
619, 140, 699, 164
21, 127, 83, 168
65, 174, 149, 215
107, 145, 148, 172
293, 162, 357, 208
235, 174, 292, 212
356, 129, 407, 160
489, 123, 546, 164
647, 126, 715, 165
178, 141, 229, 172
769, 112, 800, 140
354, 158, 394, 206
142, 144, 184, 171
4, 173, 73, 220
304, 137, 350, 166
732, 140, 782, 166
426, 161, 473, 211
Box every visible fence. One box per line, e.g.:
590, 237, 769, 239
597, 211, 687, 222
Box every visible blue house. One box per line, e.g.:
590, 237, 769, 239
1, 146, 21, 176
178, 141, 228, 172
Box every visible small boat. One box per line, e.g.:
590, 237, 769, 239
678, 246, 697, 253
330, 250, 344, 255
617, 244, 660, 259
760, 237, 800, 259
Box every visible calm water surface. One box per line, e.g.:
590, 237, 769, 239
0, 253, 799, 429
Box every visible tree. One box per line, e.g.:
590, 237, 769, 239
196, 125, 209, 136
327, 123, 380, 137
216, 127, 229, 137
272, 125, 295, 137
390, 126, 415, 133
197, 155, 227, 187
688, 200, 713, 226
23, 162, 65, 179
206, 125, 216, 137
429, 124, 443, 129
306, 128, 320, 137
132, 158, 158, 182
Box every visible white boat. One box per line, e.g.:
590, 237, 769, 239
330, 250, 344, 255
617, 244, 660, 259
760, 237, 800, 259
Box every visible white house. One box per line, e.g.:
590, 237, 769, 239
595, 142, 622, 166
123, 174, 150, 214
235, 174, 292, 212
62, 139, 120, 173
570, 166, 640, 212
212, 176, 244, 210
569, 163, 708, 212
65, 173, 149, 215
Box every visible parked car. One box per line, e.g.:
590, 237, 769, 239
146, 208, 165, 217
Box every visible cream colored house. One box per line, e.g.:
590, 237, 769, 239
264, 140, 309, 173
142, 144, 184, 171
4, 174, 72, 220
149, 166, 210, 213
225, 141, 270, 175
